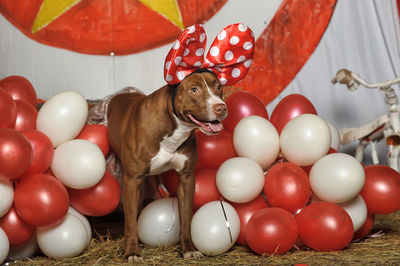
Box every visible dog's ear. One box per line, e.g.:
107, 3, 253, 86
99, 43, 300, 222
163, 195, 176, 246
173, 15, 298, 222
222, 86, 241, 101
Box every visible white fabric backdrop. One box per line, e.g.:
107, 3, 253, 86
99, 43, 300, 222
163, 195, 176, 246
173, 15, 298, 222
266, 0, 400, 164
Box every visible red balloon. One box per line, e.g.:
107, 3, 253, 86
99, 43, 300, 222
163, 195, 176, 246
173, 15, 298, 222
246, 207, 298, 255
361, 165, 400, 214
14, 174, 69, 226
0, 76, 37, 107
193, 168, 221, 211
0, 206, 35, 246
264, 162, 310, 213
161, 169, 221, 211
76, 124, 110, 156
196, 130, 236, 169
231, 195, 269, 245
0, 88, 17, 128
162, 170, 179, 196
223, 91, 269, 133
21, 129, 54, 176
295, 202, 353, 251
0, 128, 33, 178
68, 171, 121, 216
270, 94, 317, 134
13, 100, 38, 131
353, 213, 374, 240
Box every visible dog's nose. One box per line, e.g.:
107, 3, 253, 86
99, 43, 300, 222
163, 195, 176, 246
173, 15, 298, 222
213, 103, 227, 118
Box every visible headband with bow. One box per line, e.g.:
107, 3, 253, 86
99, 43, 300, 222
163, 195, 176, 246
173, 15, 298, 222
164, 23, 255, 86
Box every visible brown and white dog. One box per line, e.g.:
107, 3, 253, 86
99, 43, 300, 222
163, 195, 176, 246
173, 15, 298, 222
107, 69, 227, 260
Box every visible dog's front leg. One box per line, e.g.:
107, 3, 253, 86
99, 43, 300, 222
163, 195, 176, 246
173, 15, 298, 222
123, 173, 144, 261
177, 168, 203, 259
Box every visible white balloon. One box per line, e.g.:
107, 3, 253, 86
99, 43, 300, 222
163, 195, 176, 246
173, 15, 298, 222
338, 195, 368, 232
0, 177, 13, 217
36, 213, 88, 258
280, 114, 331, 166
8, 235, 38, 261
0, 227, 9, 264
191, 201, 240, 256
36, 90, 88, 147
68, 207, 92, 249
325, 120, 340, 151
138, 198, 180, 247
51, 139, 106, 189
233, 115, 280, 169
310, 153, 365, 203
216, 157, 264, 203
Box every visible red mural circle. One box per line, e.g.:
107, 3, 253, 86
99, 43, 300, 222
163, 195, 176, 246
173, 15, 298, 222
0, 0, 226, 55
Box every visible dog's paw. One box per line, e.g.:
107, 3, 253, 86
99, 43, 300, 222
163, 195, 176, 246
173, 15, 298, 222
183, 251, 203, 259
127, 255, 144, 263
124, 242, 141, 262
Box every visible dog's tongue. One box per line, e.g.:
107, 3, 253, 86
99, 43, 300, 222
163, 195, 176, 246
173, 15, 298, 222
188, 114, 223, 134
203, 121, 223, 133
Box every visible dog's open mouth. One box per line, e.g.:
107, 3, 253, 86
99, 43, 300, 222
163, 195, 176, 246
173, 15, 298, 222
187, 114, 223, 135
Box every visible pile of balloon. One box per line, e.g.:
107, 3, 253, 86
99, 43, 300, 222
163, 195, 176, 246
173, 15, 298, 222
158, 91, 400, 256
0, 76, 121, 263
0, 75, 399, 263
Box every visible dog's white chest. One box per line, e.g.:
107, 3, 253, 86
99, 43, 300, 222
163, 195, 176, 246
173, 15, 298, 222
149, 117, 195, 175
149, 147, 188, 175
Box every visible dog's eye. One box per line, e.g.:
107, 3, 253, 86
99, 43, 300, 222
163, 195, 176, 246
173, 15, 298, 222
217, 85, 222, 90
191, 87, 197, 93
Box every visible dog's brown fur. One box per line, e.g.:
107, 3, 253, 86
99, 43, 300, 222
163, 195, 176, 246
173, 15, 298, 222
107, 71, 227, 260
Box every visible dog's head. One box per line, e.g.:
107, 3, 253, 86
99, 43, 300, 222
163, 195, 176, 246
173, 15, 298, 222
172, 70, 227, 135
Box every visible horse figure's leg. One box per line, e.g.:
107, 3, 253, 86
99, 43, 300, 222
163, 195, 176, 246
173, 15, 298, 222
370, 141, 379, 165
388, 144, 400, 171
355, 139, 369, 163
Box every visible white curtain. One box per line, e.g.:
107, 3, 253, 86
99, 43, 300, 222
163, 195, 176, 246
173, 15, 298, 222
267, 0, 400, 164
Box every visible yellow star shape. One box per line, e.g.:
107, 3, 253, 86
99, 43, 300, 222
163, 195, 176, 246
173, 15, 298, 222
138, 0, 184, 29
31, 0, 184, 34
32, 0, 82, 34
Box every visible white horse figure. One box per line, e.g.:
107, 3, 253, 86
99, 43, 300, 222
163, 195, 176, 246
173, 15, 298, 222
332, 69, 400, 171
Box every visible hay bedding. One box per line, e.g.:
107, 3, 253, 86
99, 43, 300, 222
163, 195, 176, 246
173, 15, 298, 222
6, 210, 400, 265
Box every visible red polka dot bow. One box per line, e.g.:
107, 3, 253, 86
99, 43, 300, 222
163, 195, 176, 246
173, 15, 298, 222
164, 23, 255, 86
